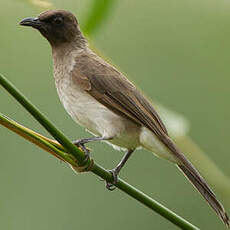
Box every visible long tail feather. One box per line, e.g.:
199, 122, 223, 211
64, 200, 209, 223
177, 164, 229, 228
159, 135, 229, 227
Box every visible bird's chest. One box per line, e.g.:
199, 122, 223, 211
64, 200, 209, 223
53, 55, 140, 149
55, 75, 98, 127
54, 74, 126, 137
53, 52, 97, 130
53, 50, 120, 137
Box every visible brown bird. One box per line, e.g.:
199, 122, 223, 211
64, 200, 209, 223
20, 10, 229, 227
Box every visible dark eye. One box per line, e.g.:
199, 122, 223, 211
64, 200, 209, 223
53, 17, 63, 25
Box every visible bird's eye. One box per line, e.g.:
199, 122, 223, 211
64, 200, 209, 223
53, 17, 63, 25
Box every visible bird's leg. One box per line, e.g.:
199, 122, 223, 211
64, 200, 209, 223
73, 136, 112, 162
106, 149, 135, 191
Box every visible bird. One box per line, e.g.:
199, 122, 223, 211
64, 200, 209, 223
19, 10, 229, 227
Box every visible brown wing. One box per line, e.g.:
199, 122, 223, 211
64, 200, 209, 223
71, 52, 230, 225
71, 52, 168, 137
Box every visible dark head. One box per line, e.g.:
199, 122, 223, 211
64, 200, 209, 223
20, 10, 86, 47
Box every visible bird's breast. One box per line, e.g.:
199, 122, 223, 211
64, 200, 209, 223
54, 70, 140, 150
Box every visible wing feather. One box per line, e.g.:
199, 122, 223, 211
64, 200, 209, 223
70, 52, 229, 226
71, 53, 168, 137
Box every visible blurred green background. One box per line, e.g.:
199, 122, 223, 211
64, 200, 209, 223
1, 0, 230, 229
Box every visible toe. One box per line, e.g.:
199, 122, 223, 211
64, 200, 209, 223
104, 169, 119, 191
109, 169, 119, 184
106, 182, 116, 191
73, 139, 81, 146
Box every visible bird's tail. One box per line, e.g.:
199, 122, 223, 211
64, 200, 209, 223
141, 129, 229, 226
177, 163, 229, 228
158, 135, 230, 227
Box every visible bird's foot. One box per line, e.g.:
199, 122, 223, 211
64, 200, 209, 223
73, 139, 90, 164
105, 169, 119, 191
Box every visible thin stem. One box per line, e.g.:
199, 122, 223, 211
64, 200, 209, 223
82, 0, 116, 35
0, 74, 199, 230
91, 164, 199, 230
0, 74, 86, 165
0, 113, 75, 165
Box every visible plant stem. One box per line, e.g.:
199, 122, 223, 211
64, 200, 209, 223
82, 0, 116, 35
0, 74, 86, 165
0, 74, 199, 230
0, 113, 74, 164
91, 163, 199, 230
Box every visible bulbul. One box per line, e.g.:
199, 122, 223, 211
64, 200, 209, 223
20, 10, 229, 226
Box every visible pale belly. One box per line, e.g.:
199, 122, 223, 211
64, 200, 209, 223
55, 75, 176, 162
55, 76, 141, 150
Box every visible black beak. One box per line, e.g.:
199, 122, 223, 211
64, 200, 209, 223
19, 17, 43, 29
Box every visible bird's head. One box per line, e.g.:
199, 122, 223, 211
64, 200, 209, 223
20, 10, 85, 47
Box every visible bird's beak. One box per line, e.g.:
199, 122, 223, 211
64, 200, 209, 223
19, 17, 43, 29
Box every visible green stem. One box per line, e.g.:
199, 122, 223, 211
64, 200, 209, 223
82, 0, 116, 35
91, 164, 199, 230
0, 113, 75, 165
0, 74, 85, 166
0, 74, 199, 230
